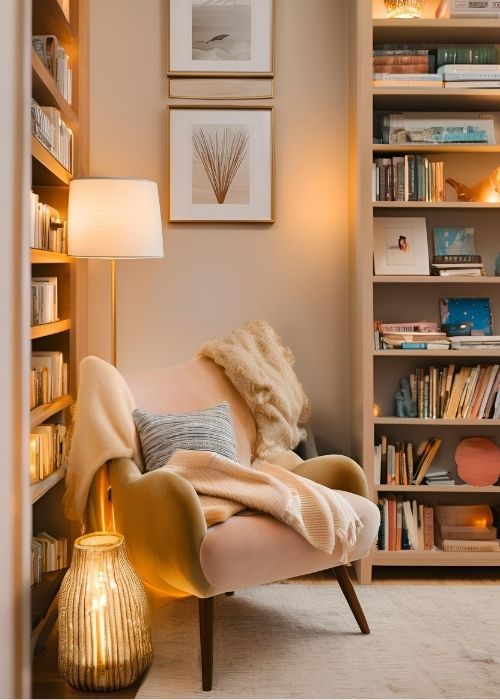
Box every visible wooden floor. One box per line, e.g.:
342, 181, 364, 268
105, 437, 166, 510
32, 566, 500, 698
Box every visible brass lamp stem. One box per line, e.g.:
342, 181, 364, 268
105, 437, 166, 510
111, 258, 117, 367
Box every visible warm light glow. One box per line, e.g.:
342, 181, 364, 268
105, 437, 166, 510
384, 0, 425, 17
68, 178, 164, 259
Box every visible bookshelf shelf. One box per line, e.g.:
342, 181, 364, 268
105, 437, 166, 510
31, 49, 78, 128
31, 249, 73, 264
373, 202, 500, 210
374, 417, 500, 426
30, 395, 72, 430
31, 318, 71, 340
375, 485, 500, 494
373, 275, 500, 284
372, 18, 500, 43
373, 88, 500, 112
32, 0, 75, 44
373, 549, 500, 566
31, 136, 71, 186
374, 349, 500, 357
31, 467, 66, 504
351, 2, 500, 582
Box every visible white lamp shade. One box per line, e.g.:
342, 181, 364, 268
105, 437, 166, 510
68, 178, 164, 258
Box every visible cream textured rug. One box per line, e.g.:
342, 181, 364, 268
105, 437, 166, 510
137, 583, 500, 699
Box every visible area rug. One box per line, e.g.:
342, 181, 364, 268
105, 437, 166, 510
137, 583, 500, 699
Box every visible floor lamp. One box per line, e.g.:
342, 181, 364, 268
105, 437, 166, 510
68, 177, 164, 367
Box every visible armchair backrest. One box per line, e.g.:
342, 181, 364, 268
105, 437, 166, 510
124, 356, 256, 466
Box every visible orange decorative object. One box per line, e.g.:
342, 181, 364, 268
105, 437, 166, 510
446, 166, 500, 204
455, 437, 500, 487
373, 403, 382, 417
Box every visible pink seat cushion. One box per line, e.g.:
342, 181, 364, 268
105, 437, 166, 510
124, 357, 256, 467
200, 490, 380, 593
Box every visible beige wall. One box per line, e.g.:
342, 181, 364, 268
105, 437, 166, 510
88, 0, 351, 453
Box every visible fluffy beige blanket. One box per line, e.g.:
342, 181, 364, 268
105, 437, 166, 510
64, 356, 360, 559
199, 320, 311, 459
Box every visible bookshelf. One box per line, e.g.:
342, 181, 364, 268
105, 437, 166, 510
30, 0, 87, 654
349, 0, 500, 583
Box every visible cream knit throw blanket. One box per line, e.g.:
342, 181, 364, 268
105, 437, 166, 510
199, 320, 311, 459
64, 356, 361, 559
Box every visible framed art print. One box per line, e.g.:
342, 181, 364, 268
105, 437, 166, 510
373, 217, 430, 275
168, 0, 274, 76
168, 106, 274, 223
440, 297, 493, 336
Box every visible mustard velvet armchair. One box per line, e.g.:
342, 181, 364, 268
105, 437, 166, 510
87, 358, 380, 691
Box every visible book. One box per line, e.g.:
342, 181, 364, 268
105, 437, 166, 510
434, 503, 494, 527
436, 45, 498, 67
413, 438, 442, 485
432, 227, 476, 257
433, 254, 481, 263
439, 525, 498, 541
440, 297, 493, 336
444, 80, 500, 88
441, 539, 500, 552
438, 64, 500, 78
383, 112, 496, 146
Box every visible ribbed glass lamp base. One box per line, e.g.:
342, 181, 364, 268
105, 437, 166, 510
58, 532, 152, 691
384, 0, 425, 17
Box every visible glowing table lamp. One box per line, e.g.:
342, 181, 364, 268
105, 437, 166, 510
68, 178, 164, 366
58, 532, 152, 691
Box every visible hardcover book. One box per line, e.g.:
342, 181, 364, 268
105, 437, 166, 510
433, 227, 476, 256
440, 297, 493, 336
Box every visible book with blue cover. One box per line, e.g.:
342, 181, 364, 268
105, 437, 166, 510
433, 227, 476, 256
440, 297, 493, 336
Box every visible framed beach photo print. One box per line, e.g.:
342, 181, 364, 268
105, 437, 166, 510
373, 217, 430, 275
168, 0, 274, 76
168, 106, 274, 223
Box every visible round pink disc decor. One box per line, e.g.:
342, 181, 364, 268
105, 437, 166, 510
455, 437, 500, 487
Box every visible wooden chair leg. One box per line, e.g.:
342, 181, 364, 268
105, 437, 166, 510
333, 565, 370, 634
198, 597, 214, 691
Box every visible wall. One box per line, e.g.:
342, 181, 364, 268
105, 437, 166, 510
88, 0, 351, 453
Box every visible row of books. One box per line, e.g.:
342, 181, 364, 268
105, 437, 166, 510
441, 0, 500, 18
377, 497, 434, 551
31, 99, 73, 173
30, 423, 67, 484
379, 112, 496, 146
32, 34, 72, 104
29, 192, 68, 254
406, 363, 500, 420
31, 276, 58, 326
372, 155, 445, 202
374, 44, 498, 69
32, 532, 68, 584
375, 437, 442, 486
30, 351, 68, 409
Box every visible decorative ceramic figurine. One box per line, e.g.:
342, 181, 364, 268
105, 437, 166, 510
446, 166, 500, 204
394, 377, 417, 418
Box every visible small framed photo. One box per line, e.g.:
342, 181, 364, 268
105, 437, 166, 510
373, 217, 430, 275
168, 106, 274, 223
168, 0, 274, 76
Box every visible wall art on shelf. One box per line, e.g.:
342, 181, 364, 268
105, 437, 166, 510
373, 217, 430, 275
168, 0, 274, 76
440, 297, 493, 336
168, 106, 274, 223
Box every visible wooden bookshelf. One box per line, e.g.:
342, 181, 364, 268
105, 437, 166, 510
349, 2, 500, 583
30, 0, 87, 663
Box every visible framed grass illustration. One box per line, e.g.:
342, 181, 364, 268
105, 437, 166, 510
168, 0, 274, 76
168, 106, 274, 223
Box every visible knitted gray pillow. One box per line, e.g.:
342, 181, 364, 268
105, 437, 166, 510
132, 402, 238, 473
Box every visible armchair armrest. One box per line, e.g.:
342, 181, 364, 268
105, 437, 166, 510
291, 454, 369, 498
109, 457, 213, 597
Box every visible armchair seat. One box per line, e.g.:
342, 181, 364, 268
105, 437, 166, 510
200, 489, 379, 594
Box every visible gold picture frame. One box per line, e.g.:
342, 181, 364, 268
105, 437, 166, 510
168, 105, 275, 223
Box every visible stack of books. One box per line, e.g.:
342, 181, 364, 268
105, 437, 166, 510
431, 227, 484, 276
423, 467, 455, 486
439, 64, 500, 90
434, 504, 500, 552
30, 192, 67, 253
30, 99, 73, 173
447, 0, 500, 18
381, 112, 496, 145
374, 321, 449, 350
